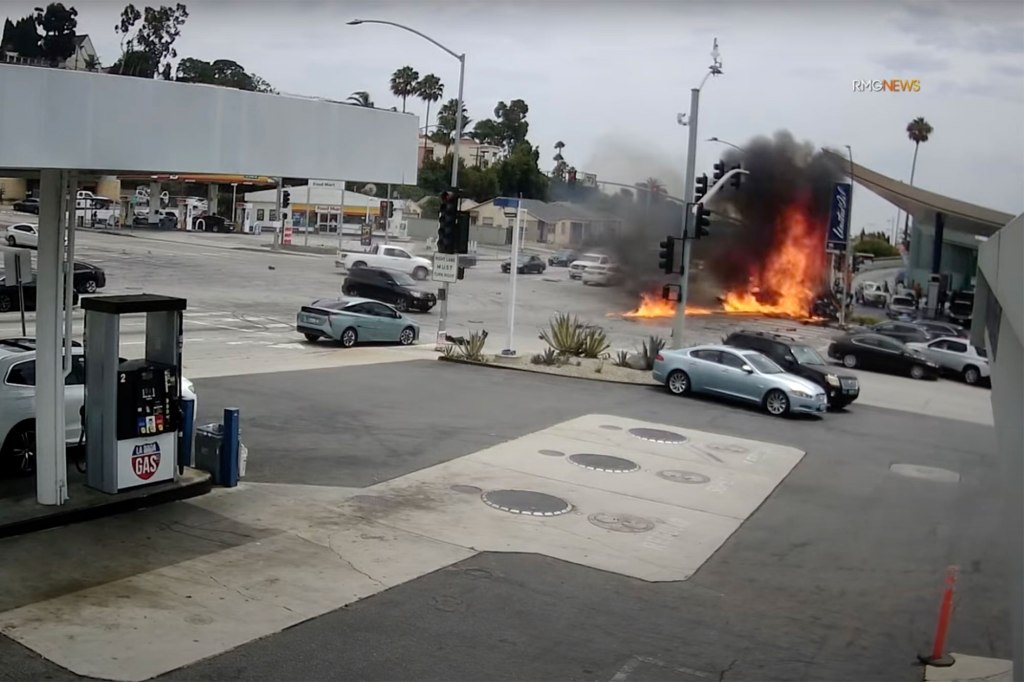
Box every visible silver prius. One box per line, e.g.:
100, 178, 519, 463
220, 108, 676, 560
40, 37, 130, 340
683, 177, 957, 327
651, 343, 827, 417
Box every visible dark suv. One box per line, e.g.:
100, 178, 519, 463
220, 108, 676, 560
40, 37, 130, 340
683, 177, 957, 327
723, 330, 860, 410
342, 266, 436, 313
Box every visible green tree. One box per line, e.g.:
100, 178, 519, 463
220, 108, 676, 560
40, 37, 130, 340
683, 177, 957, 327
415, 73, 443, 153
432, 98, 471, 154
494, 141, 547, 200
901, 116, 933, 244
34, 3, 78, 66
420, 195, 440, 219
176, 57, 275, 92
2, 15, 42, 58
346, 90, 374, 107
389, 65, 419, 113
112, 3, 188, 78
474, 99, 529, 153
853, 236, 899, 258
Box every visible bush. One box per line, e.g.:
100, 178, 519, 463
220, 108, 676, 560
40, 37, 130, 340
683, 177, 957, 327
579, 326, 610, 358
531, 348, 560, 366
849, 314, 881, 326
539, 313, 588, 355
613, 350, 630, 367
443, 330, 488, 362
639, 335, 666, 370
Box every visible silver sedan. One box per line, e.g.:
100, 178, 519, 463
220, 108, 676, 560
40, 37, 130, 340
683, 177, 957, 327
651, 344, 827, 417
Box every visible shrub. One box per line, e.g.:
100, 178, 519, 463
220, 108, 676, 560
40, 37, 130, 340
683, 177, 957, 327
531, 348, 560, 366
849, 314, 881, 326
613, 350, 630, 367
445, 330, 488, 362
539, 313, 588, 355
639, 335, 666, 370
579, 327, 610, 358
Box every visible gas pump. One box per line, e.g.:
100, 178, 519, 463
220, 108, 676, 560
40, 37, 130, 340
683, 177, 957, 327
82, 294, 187, 493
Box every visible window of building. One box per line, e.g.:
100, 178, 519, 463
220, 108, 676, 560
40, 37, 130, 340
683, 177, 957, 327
256, 208, 265, 221
482, 217, 494, 226
269, 210, 278, 221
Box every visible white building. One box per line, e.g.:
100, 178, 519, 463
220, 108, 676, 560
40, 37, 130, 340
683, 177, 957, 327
242, 183, 419, 233
417, 135, 502, 170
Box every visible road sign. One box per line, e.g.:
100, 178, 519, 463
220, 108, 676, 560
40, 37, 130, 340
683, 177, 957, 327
432, 253, 458, 282
826, 182, 851, 253
311, 179, 343, 190
494, 196, 520, 208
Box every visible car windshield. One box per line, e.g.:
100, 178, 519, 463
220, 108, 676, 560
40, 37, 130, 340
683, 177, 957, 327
391, 272, 415, 286
744, 353, 784, 374
791, 345, 825, 365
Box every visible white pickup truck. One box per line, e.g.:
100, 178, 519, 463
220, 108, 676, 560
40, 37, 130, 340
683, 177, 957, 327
336, 244, 433, 280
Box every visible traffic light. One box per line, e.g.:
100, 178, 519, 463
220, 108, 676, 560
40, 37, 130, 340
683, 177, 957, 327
380, 200, 394, 218
282, 190, 291, 208
694, 174, 709, 203
694, 204, 711, 239
437, 189, 459, 254
658, 237, 676, 274
730, 164, 743, 189
455, 211, 470, 254
712, 161, 726, 184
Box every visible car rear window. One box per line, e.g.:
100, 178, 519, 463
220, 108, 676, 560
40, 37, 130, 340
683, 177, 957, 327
892, 297, 915, 306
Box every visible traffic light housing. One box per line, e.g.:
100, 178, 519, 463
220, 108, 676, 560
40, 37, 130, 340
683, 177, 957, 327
730, 164, 743, 189
437, 189, 459, 254
712, 160, 726, 184
694, 174, 709, 203
694, 204, 711, 239
380, 200, 394, 218
282, 190, 291, 208
658, 237, 676, 274
455, 211, 470, 255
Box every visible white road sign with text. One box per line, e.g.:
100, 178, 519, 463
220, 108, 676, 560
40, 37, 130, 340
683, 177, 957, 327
432, 253, 458, 283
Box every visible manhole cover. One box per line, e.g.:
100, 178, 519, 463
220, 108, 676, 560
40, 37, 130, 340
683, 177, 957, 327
450, 484, 482, 494
568, 454, 639, 473
657, 470, 710, 484
890, 463, 960, 483
481, 490, 573, 516
539, 449, 565, 457
704, 442, 749, 454
629, 427, 688, 444
599, 424, 623, 431
588, 512, 655, 533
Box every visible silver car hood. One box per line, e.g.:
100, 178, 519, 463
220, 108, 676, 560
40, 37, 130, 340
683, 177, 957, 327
772, 372, 824, 394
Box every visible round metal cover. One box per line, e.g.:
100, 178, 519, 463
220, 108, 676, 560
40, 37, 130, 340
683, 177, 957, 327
629, 427, 688, 444
568, 454, 639, 473
599, 424, 623, 431
704, 442, 749, 454
450, 484, 482, 494
481, 489, 573, 516
890, 463, 960, 483
588, 512, 655, 533
538, 449, 565, 457
657, 470, 711, 484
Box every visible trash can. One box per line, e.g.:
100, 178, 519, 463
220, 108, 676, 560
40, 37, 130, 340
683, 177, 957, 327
194, 423, 224, 483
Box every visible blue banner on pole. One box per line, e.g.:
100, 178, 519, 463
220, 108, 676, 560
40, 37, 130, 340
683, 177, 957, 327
494, 196, 520, 208
826, 182, 851, 252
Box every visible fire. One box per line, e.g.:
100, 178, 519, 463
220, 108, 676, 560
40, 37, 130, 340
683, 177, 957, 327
621, 294, 714, 319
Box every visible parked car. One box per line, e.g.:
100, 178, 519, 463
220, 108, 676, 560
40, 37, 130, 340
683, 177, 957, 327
946, 290, 975, 328
296, 297, 419, 347
193, 214, 234, 233
906, 336, 990, 386
12, 198, 40, 214
652, 344, 828, 417
501, 254, 546, 274
342, 266, 436, 312
5, 223, 38, 248
857, 281, 888, 307
0, 338, 197, 476
568, 253, 611, 280
72, 261, 107, 294
723, 330, 860, 410
336, 244, 432, 280
865, 320, 933, 344
581, 263, 624, 287
827, 333, 938, 380
914, 320, 967, 339
886, 295, 918, 320
0, 278, 80, 313
547, 249, 579, 267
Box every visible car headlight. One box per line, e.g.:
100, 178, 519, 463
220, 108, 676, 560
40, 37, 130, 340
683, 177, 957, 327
411, 291, 423, 297
791, 389, 812, 399
825, 374, 840, 386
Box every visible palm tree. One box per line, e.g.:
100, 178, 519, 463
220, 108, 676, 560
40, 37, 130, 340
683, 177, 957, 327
902, 116, 933, 244
416, 74, 444, 156
389, 66, 419, 113
552, 140, 567, 180
347, 91, 374, 107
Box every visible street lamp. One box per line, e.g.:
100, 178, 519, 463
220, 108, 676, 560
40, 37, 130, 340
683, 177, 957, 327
348, 19, 466, 345
671, 38, 723, 349
707, 137, 744, 152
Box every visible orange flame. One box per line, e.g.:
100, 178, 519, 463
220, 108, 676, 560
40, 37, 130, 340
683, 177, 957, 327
621, 295, 714, 319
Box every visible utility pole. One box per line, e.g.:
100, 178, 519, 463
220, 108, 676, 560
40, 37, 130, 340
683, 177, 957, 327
273, 178, 283, 249
840, 145, 854, 327
671, 39, 722, 349
385, 183, 391, 245
304, 179, 311, 247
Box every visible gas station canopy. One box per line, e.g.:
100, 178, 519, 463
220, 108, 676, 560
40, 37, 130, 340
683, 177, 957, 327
822, 148, 1013, 238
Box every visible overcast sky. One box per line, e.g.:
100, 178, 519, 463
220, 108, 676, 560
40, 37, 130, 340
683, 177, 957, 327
6, 0, 1023, 234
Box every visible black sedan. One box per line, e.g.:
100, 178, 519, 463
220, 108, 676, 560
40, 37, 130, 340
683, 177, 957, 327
342, 266, 436, 312
72, 261, 107, 293
501, 255, 546, 274
547, 249, 579, 267
863, 320, 934, 344
827, 333, 938, 380
915, 320, 967, 338
12, 198, 40, 214
0, 278, 80, 312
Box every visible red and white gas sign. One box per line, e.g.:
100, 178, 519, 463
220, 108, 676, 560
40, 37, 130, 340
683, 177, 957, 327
282, 226, 293, 245
116, 432, 176, 490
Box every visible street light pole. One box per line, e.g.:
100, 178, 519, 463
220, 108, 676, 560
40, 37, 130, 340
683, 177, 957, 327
707, 137, 744, 153
841, 144, 854, 327
671, 38, 722, 349
348, 18, 464, 347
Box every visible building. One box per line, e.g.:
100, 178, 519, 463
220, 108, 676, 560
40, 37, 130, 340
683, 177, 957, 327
242, 183, 417, 233
469, 198, 623, 247
65, 35, 98, 71
971, 211, 1023, 679
417, 135, 502, 170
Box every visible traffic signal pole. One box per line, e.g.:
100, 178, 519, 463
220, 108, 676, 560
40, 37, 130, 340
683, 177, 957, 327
436, 52, 466, 348
671, 87, 700, 349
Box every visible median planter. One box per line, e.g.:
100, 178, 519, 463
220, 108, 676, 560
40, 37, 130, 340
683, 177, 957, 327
438, 351, 659, 386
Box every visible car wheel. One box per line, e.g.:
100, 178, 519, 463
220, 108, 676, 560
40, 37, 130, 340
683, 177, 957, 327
83, 279, 98, 293
0, 294, 13, 313
2, 422, 36, 476
962, 365, 980, 385
303, 333, 319, 343
763, 389, 790, 417
395, 298, 409, 312
909, 364, 927, 380
340, 327, 358, 348
666, 369, 691, 396
412, 266, 428, 280
351, 261, 367, 269
842, 353, 858, 368
398, 326, 416, 346
6, 235, 15, 246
